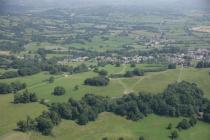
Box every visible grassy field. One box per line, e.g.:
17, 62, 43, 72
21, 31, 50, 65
1, 66, 210, 140
1, 113, 210, 140
1, 66, 210, 102
0, 94, 46, 137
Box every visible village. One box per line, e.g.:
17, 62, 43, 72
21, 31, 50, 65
56, 47, 210, 67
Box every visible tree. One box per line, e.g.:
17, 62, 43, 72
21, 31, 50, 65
102, 137, 108, 140
17, 116, 36, 132
14, 90, 38, 104
36, 116, 54, 135
48, 76, 55, 83
124, 71, 134, 77
52, 86, 65, 96
84, 76, 110, 86
177, 119, 191, 130
189, 117, 197, 126
171, 130, 178, 140
168, 64, 176, 69
133, 68, 144, 76
115, 62, 121, 67
167, 123, 172, 130
98, 69, 108, 76
203, 113, 210, 123
118, 137, 124, 140
0, 71, 19, 79
74, 85, 79, 91
130, 63, 136, 67
139, 136, 145, 140
78, 113, 89, 125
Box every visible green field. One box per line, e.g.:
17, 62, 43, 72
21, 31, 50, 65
1, 65, 210, 140
1, 112, 210, 140
1, 66, 210, 102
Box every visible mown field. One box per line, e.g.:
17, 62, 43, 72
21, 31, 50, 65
1, 65, 210, 140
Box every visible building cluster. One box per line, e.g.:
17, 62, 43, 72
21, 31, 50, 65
166, 48, 210, 66
57, 56, 89, 65
95, 55, 154, 64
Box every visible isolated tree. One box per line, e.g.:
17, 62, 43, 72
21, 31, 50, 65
98, 69, 108, 76
171, 130, 178, 140
139, 136, 145, 140
167, 123, 173, 130
48, 76, 55, 83
168, 63, 176, 69
52, 86, 65, 96
130, 63, 136, 67
118, 137, 124, 140
177, 119, 191, 130
102, 137, 108, 140
74, 85, 79, 91
115, 62, 121, 67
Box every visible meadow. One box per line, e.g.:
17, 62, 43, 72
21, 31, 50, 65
1, 64, 210, 140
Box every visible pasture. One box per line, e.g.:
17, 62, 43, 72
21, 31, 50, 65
1, 112, 210, 140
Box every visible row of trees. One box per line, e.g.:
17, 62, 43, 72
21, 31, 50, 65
17, 81, 210, 135
0, 82, 26, 94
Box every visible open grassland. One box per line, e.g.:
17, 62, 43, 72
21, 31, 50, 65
0, 94, 46, 137
1, 113, 210, 140
1, 66, 210, 140
1, 65, 210, 102
68, 36, 134, 51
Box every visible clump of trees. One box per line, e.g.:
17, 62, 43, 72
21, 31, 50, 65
52, 86, 66, 96
17, 111, 61, 135
170, 130, 179, 140
130, 63, 136, 68
1, 57, 90, 79
14, 90, 38, 104
203, 104, 210, 123
48, 76, 55, 83
0, 71, 19, 79
0, 82, 26, 94
98, 69, 108, 76
84, 76, 110, 86
124, 68, 144, 77
168, 63, 176, 69
17, 81, 210, 135
196, 61, 210, 68
176, 117, 197, 130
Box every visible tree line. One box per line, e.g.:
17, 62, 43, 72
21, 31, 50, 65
196, 61, 210, 68
0, 82, 26, 94
0, 56, 89, 79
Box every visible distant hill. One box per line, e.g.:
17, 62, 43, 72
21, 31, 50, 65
1, 0, 210, 14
